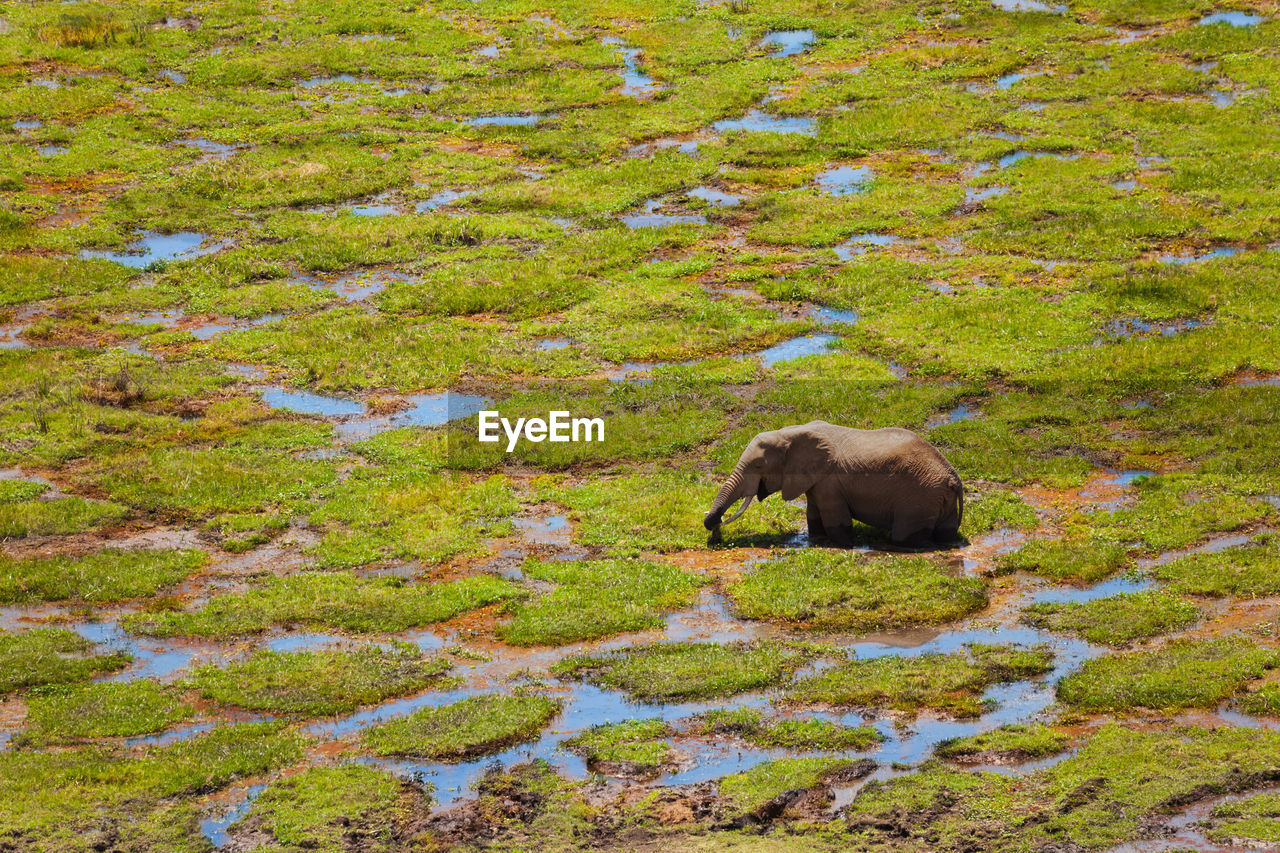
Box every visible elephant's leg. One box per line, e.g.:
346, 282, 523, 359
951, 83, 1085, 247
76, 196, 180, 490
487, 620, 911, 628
806, 496, 827, 541
818, 502, 855, 548
891, 512, 935, 549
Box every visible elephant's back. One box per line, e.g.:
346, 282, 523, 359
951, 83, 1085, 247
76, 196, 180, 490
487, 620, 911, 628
832, 426, 960, 488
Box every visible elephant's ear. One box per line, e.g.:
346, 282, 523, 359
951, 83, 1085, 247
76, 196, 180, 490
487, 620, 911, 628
779, 427, 833, 501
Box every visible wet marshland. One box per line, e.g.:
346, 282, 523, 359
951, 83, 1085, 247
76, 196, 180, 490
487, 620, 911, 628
4, 1, 1280, 851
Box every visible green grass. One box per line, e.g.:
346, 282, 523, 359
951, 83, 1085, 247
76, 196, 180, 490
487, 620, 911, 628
362, 694, 561, 760
845, 725, 1280, 851
1207, 792, 1280, 846
0, 495, 128, 538
1058, 638, 1280, 712
16, 680, 193, 745
1022, 590, 1200, 645
0, 628, 130, 695
0, 723, 305, 851
231, 764, 427, 853
934, 723, 1069, 762
999, 536, 1133, 584
719, 757, 858, 813
786, 645, 1054, 717
184, 642, 451, 716
88, 445, 336, 519
306, 470, 519, 568
960, 488, 1039, 537
532, 466, 806, 554
554, 641, 820, 702
1241, 684, 1280, 716
0, 547, 207, 604
563, 719, 675, 771
726, 550, 987, 631
1150, 532, 1280, 597
496, 557, 706, 646
693, 707, 883, 752
123, 572, 522, 638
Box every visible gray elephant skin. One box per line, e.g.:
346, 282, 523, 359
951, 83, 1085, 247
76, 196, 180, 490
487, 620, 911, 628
704, 422, 963, 547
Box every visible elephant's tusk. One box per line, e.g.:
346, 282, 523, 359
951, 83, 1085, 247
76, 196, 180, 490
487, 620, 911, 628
720, 494, 753, 525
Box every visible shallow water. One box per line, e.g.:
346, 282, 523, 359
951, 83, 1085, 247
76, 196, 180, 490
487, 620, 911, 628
201, 783, 266, 847
468, 114, 544, 127
1158, 247, 1239, 264
712, 110, 816, 136
992, 0, 1066, 11
176, 137, 239, 160
414, 189, 471, 212
833, 232, 900, 261
333, 392, 490, 440
619, 199, 707, 228
603, 37, 661, 98
965, 185, 1008, 204
998, 149, 1075, 169
80, 231, 224, 269
995, 70, 1044, 90
1199, 11, 1265, 27
687, 186, 740, 207
815, 164, 871, 196
260, 388, 365, 418
745, 334, 839, 367
760, 29, 815, 58
806, 305, 859, 324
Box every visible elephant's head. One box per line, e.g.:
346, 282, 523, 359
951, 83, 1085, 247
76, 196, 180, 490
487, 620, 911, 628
703, 423, 831, 532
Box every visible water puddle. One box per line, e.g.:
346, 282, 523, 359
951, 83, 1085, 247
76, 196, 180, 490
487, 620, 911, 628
176, 137, 239, 161
1199, 11, 1266, 27
805, 306, 859, 324
712, 110, 816, 136
511, 515, 571, 548
606, 361, 663, 381
1105, 785, 1280, 852
1157, 247, 1239, 264
815, 165, 871, 196
992, 0, 1067, 12
760, 29, 815, 58
301, 267, 416, 302
996, 70, 1045, 90
1080, 468, 1154, 511
70, 620, 216, 682
1098, 317, 1206, 342
333, 392, 490, 441
535, 338, 573, 350
687, 186, 740, 207
1137, 532, 1254, 568
602, 37, 661, 98
998, 150, 1076, 169
833, 232, 900, 260
467, 114, 545, 127
201, 783, 266, 848
80, 231, 226, 269
37, 145, 66, 156
476, 45, 500, 58
414, 189, 472, 212
619, 199, 707, 229
260, 388, 364, 418
625, 137, 701, 158
743, 333, 839, 367
1028, 574, 1153, 605
964, 185, 1008, 204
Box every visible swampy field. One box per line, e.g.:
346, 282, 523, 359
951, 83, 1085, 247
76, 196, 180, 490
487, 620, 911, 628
3, 0, 1280, 850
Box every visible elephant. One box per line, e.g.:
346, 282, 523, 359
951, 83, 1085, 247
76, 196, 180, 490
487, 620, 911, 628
703, 422, 963, 548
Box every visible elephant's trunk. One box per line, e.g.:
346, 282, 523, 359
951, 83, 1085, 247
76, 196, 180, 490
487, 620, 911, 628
704, 463, 758, 530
